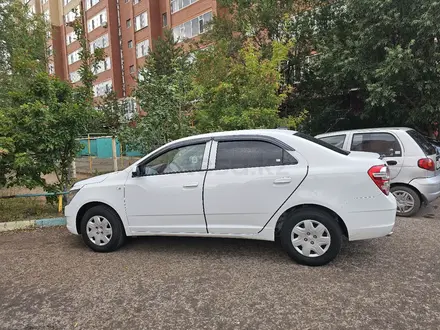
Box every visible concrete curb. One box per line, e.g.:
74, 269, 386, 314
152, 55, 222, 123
0, 217, 66, 232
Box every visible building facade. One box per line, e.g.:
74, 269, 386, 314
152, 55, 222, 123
26, 0, 217, 101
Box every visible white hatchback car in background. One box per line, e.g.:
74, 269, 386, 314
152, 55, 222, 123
65, 130, 396, 266
317, 128, 440, 217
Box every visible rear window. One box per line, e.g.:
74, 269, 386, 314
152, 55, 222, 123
294, 132, 350, 155
319, 135, 346, 149
407, 130, 436, 155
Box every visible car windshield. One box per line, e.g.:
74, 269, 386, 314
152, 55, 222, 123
407, 130, 436, 156
294, 132, 350, 155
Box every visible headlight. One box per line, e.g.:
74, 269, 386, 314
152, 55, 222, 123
66, 189, 80, 205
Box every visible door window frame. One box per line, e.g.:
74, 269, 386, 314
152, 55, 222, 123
208, 137, 298, 171
350, 132, 403, 157
135, 140, 212, 176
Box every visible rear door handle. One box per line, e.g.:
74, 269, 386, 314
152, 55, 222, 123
274, 177, 292, 184
387, 160, 397, 166
183, 182, 199, 188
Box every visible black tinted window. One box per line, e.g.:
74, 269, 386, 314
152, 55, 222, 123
351, 133, 402, 157
295, 132, 350, 155
407, 130, 436, 155
319, 135, 346, 149
216, 141, 297, 170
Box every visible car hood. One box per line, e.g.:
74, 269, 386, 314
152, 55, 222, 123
72, 172, 116, 189
348, 151, 381, 159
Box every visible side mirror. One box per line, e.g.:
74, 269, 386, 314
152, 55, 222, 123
131, 166, 141, 177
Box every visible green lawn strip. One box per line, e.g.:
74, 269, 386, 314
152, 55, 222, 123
0, 197, 60, 223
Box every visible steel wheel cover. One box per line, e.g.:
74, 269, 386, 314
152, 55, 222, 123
291, 220, 331, 257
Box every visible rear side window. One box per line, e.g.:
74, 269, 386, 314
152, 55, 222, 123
351, 133, 402, 157
406, 130, 436, 156
215, 141, 297, 170
319, 135, 346, 149
294, 132, 350, 155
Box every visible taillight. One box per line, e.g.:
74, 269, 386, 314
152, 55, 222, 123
368, 165, 390, 195
418, 158, 435, 171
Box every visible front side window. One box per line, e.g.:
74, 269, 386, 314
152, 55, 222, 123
319, 135, 346, 149
143, 144, 206, 175
215, 141, 297, 170
351, 133, 402, 157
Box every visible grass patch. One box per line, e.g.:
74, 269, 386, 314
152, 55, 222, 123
0, 197, 60, 223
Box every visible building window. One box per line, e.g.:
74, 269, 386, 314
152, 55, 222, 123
129, 65, 135, 74
42, 0, 49, 4
85, 0, 100, 10
136, 39, 149, 58
48, 63, 55, 74
48, 45, 53, 56
171, 0, 198, 14
87, 10, 107, 32
44, 10, 50, 21
128, 40, 133, 48
162, 13, 167, 27
90, 34, 109, 53
93, 57, 111, 75
69, 70, 81, 83
172, 11, 212, 42
66, 31, 77, 45
133, 0, 140, 4
63, 0, 72, 6
125, 0, 130, 2
93, 80, 113, 97
67, 49, 82, 65
126, 19, 131, 28
64, 9, 77, 23
134, 12, 148, 31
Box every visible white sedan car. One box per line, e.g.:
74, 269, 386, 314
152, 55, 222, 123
65, 130, 396, 266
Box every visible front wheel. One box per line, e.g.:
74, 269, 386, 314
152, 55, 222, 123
280, 208, 342, 266
391, 186, 421, 217
80, 205, 126, 252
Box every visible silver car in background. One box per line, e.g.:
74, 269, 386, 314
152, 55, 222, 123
316, 128, 440, 217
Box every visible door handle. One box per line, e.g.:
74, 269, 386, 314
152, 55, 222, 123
274, 177, 292, 184
387, 160, 397, 166
183, 182, 199, 188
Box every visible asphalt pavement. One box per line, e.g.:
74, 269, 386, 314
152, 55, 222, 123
0, 214, 439, 329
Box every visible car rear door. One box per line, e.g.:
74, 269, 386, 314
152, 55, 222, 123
350, 132, 404, 180
203, 137, 308, 235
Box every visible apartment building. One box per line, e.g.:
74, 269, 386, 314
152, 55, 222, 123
26, 0, 218, 102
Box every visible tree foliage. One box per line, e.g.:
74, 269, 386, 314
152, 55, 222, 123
0, 2, 98, 191
119, 30, 195, 154
285, 0, 440, 135
193, 40, 305, 131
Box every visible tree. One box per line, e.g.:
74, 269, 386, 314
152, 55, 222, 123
0, 2, 100, 192
284, 0, 440, 135
119, 30, 195, 154
193, 39, 305, 132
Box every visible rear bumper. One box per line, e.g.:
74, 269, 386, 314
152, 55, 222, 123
347, 208, 396, 241
410, 175, 440, 203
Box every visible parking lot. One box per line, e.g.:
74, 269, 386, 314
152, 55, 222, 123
1, 212, 440, 329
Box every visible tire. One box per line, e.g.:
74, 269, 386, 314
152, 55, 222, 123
80, 205, 126, 252
280, 208, 343, 266
391, 185, 421, 217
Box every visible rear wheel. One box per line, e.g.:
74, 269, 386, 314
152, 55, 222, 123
391, 186, 421, 217
80, 205, 126, 252
280, 208, 342, 266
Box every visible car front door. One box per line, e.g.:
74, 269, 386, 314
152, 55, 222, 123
125, 141, 211, 234
350, 132, 404, 179
203, 138, 308, 235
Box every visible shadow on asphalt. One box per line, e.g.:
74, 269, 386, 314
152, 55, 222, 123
65, 231, 376, 264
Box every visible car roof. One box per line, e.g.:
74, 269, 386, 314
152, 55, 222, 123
316, 127, 413, 137
170, 129, 297, 144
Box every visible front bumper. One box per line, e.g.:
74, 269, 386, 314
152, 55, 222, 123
410, 175, 440, 203
65, 205, 79, 235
